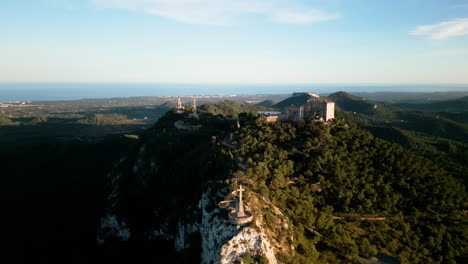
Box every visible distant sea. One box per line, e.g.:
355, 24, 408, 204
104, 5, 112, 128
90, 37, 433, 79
1, 83, 468, 102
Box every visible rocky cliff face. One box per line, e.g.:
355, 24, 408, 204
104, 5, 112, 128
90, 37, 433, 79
196, 188, 292, 264
98, 184, 292, 263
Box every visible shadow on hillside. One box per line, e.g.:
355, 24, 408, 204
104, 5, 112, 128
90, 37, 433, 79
0, 123, 143, 263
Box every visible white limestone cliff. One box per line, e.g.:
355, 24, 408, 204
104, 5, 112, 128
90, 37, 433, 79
194, 189, 292, 264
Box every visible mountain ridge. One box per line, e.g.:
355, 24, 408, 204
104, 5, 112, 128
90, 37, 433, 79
395, 96, 468, 112
96, 102, 466, 263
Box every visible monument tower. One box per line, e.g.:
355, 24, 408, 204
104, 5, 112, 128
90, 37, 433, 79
177, 96, 183, 110
229, 184, 253, 225
236, 185, 246, 217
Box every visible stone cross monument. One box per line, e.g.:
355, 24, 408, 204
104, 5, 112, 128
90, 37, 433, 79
229, 184, 253, 225
236, 185, 246, 218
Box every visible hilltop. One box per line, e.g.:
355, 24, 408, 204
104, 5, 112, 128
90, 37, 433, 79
96, 101, 466, 263
273, 92, 324, 108
256, 100, 276, 108
327, 91, 398, 119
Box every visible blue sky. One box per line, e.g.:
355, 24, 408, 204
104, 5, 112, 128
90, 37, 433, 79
1, 0, 468, 84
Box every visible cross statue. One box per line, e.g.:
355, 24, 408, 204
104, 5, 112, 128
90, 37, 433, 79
237, 184, 246, 217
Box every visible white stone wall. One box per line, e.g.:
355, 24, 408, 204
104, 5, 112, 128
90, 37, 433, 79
325, 102, 335, 121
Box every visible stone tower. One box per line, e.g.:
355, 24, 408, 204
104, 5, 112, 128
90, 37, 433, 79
177, 96, 183, 110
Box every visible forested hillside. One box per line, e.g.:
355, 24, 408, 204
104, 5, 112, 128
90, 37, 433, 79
395, 96, 468, 112
327, 92, 468, 185
233, 115, 466, 263
200, 101, 273, 117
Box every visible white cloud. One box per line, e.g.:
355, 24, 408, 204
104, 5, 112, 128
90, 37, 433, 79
92, 0, 339, 25
411, 18, 468, 40
425, 49, 468, 56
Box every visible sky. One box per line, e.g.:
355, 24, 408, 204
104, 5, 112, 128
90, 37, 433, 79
1, 0, 468, 84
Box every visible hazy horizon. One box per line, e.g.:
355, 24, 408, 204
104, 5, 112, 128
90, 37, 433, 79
1, 83, 468, 102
